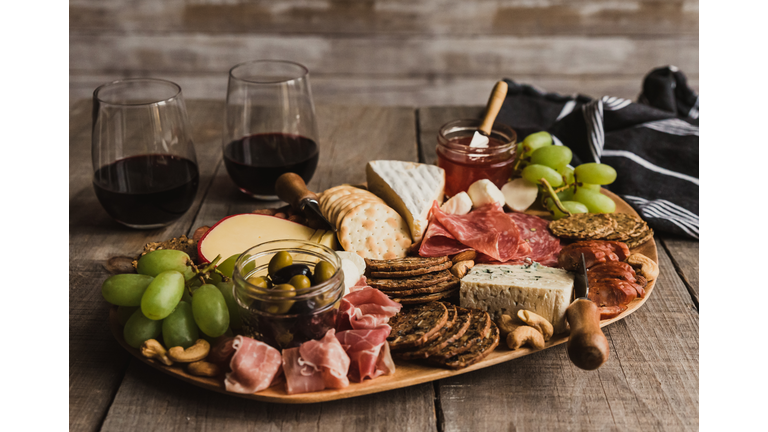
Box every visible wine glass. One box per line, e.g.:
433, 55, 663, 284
92, 78, 199, 229
222, 60, 320, 200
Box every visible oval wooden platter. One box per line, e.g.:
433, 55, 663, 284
110, 190, 657, 404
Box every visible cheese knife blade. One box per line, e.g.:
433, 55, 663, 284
274, 173, 336, 232
565, 253, 610, 370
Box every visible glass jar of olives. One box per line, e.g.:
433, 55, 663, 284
232, 240, 344, 349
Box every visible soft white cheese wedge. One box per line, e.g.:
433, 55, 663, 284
460, 264, 575, 334
440, 192, 473, 215
467, 179, 505, 208
366, 160, 445, 244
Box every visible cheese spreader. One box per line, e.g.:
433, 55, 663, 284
469, 80, 509, 148
565, 253, 610, 370
275, 172, 336, 232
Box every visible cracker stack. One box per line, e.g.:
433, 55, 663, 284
387, 301, 500, 370
548, 213, 653, 248
318, 185, 412, 260
364, 256, 459, 304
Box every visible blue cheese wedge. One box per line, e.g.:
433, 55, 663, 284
460, 263, 575, 334
366, 160, 445, 244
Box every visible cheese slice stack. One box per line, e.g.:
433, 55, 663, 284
366, 160, 445, 244
460, 264, 575, 334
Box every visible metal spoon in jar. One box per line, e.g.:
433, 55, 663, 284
469, 80, 509, 148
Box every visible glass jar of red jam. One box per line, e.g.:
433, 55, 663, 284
436, 119, 517, 197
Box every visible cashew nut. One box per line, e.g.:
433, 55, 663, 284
450, 260, 475, 279
452, 250, 477, 263
626, 253, 659, 281
167, 339, 210, 363
517, 310, 554, 341
496, 313, 521, 337
187, 361, 220, 377
506, 326, 545, 350
140, 339, 174, 366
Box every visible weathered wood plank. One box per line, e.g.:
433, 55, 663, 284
434, 241, 698, 431
69, 34, 698, 78
660, 236, 699, 303
69, 100, 225, 432
69, 0, 698, 37
71, 74, 698, 109
98, 103, 437, 431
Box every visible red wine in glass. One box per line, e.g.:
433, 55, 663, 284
223, 133, 319, 197
93, 154, 199, 227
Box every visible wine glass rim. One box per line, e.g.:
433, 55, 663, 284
94, 78, 182, 106
229, 60, 309, 84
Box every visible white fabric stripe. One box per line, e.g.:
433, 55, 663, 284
552, 135, 564, 146
601, 149, 699, 185
623, 195, 700, 221
641, 208, 699, 238
593, 101, 605, 158
688, 96, 699, 119
582, 103, 600, 163
646, 200, 699, 223
641, 207, 699, 233
556, 100, 577, 121
639, 118, 699, 136
602, 95, 632, 111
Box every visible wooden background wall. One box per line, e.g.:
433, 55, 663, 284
69, 0, 698, 106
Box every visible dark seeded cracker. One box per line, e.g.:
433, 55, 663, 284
365, 256, 449, 272
381, 278, 459, 297
368, 270, 453, 290
548, 213, 617, 240
387, 302, 449, 351
436, 323, 500, 369
398, 305, 472, 360
430, 309, 491, 360
391, 288, 458, 305
369, 260, 453, 278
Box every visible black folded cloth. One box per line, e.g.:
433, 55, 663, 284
496, 66, 699, 240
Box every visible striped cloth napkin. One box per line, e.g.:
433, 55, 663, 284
496, 66, 699, 239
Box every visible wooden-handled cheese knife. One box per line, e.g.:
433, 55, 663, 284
565, 254, 610, 370
469, 80, 509, 148
274, 173, 336, 232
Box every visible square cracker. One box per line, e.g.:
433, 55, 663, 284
338, 202, 412, 260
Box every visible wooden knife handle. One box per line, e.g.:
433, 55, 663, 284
565, 299, 610, 370
478, 81, 509, 135
274, 173, 317, 210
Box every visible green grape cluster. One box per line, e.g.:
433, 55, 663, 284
513, 132, 618, 218
101, 250, 235, 349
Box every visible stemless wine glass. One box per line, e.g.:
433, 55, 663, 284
222, 60, 320, 200
92, 78, 199, 229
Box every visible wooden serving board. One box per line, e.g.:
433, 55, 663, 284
110, 190, 657, 404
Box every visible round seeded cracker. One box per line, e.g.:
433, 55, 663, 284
338, 202, 412, 260
605, 213, 643, 241
548, 213, 617, 240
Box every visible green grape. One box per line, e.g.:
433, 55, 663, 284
579, 183, 601, 192
181, 290, 193, 304
545, 199, 589, 220
216, 281, 243, 331
521, 164, 563, 187
192, 284, 230, 338
117, 306, 139, 326
140, 270, 185, 320
209, 254, 255, 284
530, 146, 572, 172
574, 163, 617, 185
558, 165, 575, 185
573, 188, 616, 213
521, 132, 552, 155
557, 186, 575, 202
101, 274, 154, 306
162, 301, 199, 349
136, 250, 195, 280
123, 309, 162, 349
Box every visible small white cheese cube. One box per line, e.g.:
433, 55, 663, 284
467, 179, 505, 208
440, 192, 473, 215
460, 264, 575, 334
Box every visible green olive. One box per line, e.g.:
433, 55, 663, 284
289, 274, 311, 290
313, 260, 335, 285
265, 283, 296, 314
313, 289, 338, 308
268, 251, 293, 276
247, 275, 269, 289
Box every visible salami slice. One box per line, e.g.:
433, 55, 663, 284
427, 202, 523, 262
418, 216, 473, 257
508, 212, 562, 266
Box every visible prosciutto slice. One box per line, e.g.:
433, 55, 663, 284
422, 202, 525, 262
224, 336, 282, 394
282, 347, 326, 395
336, 286, 402, 331
299, 329, 351, 389
335, 326, 394, 382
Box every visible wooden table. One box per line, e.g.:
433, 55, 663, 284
70, 100, 699, 431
